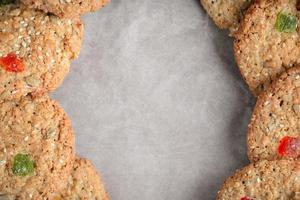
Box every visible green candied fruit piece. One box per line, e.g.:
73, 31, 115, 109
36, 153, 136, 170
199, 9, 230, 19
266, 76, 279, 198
12, 153, 34, 176
0, 0, 15, 5
275, 12, 298, 33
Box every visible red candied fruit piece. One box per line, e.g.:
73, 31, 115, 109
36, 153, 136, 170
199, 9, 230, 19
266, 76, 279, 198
0, 53, 24, 72
278, 136, 300, 158
241, 197, 251, 200
241, 197, 252, 200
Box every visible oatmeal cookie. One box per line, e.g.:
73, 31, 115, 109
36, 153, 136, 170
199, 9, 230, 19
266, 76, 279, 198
56, 157, 109, 200
0, 3, 83, 102
200, 0, 252, 31
218, 160, 300, 200
248, 66, 300, 162
0, 95, 75, 200
234, 0, 300, 95
20, 0, 110, 18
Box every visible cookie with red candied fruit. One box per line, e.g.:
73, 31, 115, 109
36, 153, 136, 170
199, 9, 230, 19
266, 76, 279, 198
248, 66, 300, 162
0, 2, 83, 102
217, 160, 300, 199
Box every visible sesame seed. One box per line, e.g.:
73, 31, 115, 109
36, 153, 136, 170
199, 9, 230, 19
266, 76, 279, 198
0, 160, 6, 165
21, 41, 27, 48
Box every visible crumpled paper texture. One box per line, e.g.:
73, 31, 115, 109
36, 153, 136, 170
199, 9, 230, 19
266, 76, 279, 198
52, 0, 255, 199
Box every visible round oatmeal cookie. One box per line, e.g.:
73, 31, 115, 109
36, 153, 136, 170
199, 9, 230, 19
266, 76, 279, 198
234, 0, 300, 95
200, 0, 252, 30
20, 0, 110, 18
217, 160, 300, 199
0, 95, 75, 200
248, 66, 300, 162
0, 3, 83, 102
55, 157, 109, 200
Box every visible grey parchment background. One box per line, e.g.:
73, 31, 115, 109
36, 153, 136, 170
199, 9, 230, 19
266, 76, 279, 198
52, 0, 256, 199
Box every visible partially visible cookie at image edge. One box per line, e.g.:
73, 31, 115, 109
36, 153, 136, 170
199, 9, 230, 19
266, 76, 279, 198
20, 0, 110, 18
217, 160, 300, 199
234, 0, 300, 95
55, 157, 109, 200
200, 0, 252, 31
0, 3, 83, 102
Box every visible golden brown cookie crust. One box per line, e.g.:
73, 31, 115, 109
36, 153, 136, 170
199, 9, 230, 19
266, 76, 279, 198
59, 157, 109, 200
217, 160, 300, 199
234, 0, 300, 95
248, 66, 300, 162
20, 0, 110, 18
0, 3, 83, 102
200, 0, 252, 31
0, 95, 75, 200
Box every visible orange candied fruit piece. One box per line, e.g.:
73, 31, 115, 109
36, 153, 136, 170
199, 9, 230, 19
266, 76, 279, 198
0, 52, 25, 73
278, 136, 300, 158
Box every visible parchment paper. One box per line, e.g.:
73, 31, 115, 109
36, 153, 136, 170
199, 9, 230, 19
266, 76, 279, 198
52, 0, 255, 199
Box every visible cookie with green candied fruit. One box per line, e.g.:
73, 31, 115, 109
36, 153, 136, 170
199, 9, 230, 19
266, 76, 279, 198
247, 66, 300, 162
0, 3, 83, 102
200, 0, 252, 31
217, 160, 300, 200
234, 0, 300, 95
54, 157, 109, 200
0, 95, 75, 200
20, 0, 110, 18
